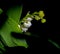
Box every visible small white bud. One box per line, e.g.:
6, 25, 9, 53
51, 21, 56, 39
21, 27, 28, 32
23, 21, 32, 28
27, 17, 33, 21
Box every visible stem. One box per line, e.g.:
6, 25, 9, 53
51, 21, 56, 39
48, 39, 60, 49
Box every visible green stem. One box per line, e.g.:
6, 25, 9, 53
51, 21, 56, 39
48, 39, 60, 49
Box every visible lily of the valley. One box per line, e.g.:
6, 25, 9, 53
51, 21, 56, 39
23, 21, 32, 28
21, 17, 32, 32
19, 11, 46, 32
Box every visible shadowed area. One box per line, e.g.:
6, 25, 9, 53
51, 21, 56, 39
0, 12, 8, 29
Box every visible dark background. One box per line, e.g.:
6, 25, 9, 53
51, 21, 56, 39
0, 0, 60, 53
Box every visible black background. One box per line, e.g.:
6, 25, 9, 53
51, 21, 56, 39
0, 0, 60, 54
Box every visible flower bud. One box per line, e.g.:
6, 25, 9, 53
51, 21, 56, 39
27, 17, 33, 21
21, 27, 28, 32
23, 21, 32, 28
39, 11, 45, 18
41, 19, 46, 23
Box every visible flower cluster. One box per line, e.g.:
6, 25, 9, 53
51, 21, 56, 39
20, 17, 32, 32
19, 10, 46, 32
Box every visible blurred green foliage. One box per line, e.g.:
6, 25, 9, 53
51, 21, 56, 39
0, 5, 28, 51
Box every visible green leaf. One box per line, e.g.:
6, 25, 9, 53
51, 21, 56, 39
0, 5, 28, 48
0, 41, 6, 52
6, 5, 23, 23
12, 37, 28, 48
0, 18, 28, 48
